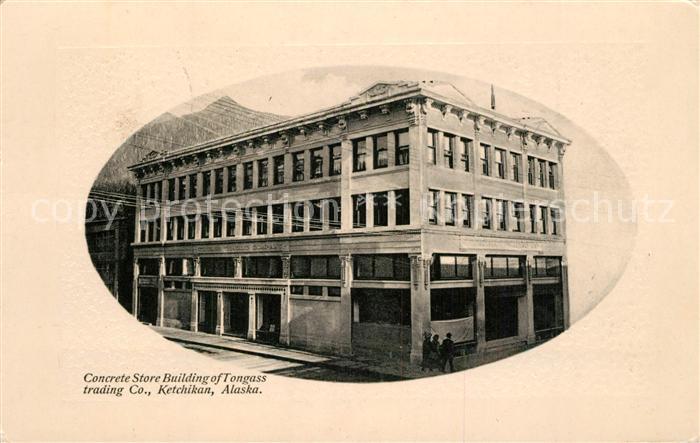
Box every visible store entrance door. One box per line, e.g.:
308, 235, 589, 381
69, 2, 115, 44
198, 291, 217, 334
255, 293, 280, 344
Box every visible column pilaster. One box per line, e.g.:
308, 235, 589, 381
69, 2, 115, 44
156, 256, 165, 327
215, 290, 224, 335
409, 254, 431, 365
475, 254, 487, 351
247, 293, 257, 340
339, 254, 353, 355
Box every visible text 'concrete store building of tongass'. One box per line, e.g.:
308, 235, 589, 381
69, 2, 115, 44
129, 81, 571, 368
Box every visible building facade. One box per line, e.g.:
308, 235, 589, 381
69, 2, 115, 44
129, 81, 571, 366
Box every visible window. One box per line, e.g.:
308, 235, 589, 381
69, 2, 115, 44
352, 194, 366, 228
243, 256, 282, 278
426, 129, 437, 164
273, 155, 285, 185
212, 212, 222, 238
258, 159, 268, 187
291, 285, 304, 295
431, 288, 476, 323
187, 216, 196, 239
548, 162, 558, 189
291, 201, 305, 233
310, 148, 323, 179
461, 194, 473, 228
539, 206, 548, 234
200, 214, 210, 239
480, 144, 490, 175
445, 192, 456, 226
485, 256, 524, 279
178, 176, 186, 200
227, 165, 237, 192
201, 257, 234, 277
214, 168, 224, 194
256, 206, 268, 235
481, 197, 492, 229
353, 254, 410, 281
167, 178, 175, 202
431, 255, 473, 280
353, 138, 367, 172
496, 199, 507, 231
291, 255, 341, 279
443, 134, 454, 168
327, 287, 341, 297
293, 152, 304, 182
225, 211, 236, 237
428, 190, 439, 225
512, 202, 524, 232
373, 134, 388, 169
243, 162, 253, 189
495, 148, 506, 179
485, 285, 523, 340
202, 171, 211, 196
534, 256, 562, 277
166, 217, 174, 240
529, 204, 537, 233
307, 286, 323, 296
153, 217, 161, 241
538, 159, 547, 187
242, 208, 253, 236
373, 192, 388, 227
395, 129, 409, 166
327, 197, 341, 230
166, 258, 194, 276
551, 208, 560, 235
188, 173, 198, 198
309, 200, 322, 231
176, 216, 185, 240
511, 153, 522, 182
527, 156, 536, 185
138, 258, 159, 275
460, 137, 472, 172
395, 189, 410, 225
329, 144, 342, 176
140, 184, 148, 201
272, 204, 284, 234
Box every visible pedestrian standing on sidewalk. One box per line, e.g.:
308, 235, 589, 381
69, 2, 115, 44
440, 333, 456, 373
429, 334, 441, 371
420, 332, 432, 371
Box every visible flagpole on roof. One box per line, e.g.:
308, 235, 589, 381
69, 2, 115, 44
490, 84, 496, 110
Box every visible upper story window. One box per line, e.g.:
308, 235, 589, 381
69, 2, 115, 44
539, 206, 548, 234
534, 256, 562, 277
291, 255, 341, 279
243, 162, 253, 189
496, 199, 507, 231
395, 189, 410, 226
512, 202, 524, 232
188, 173, 198, 198
310, 148, 323, 179
353, 254, 410, 281
551, 208, 560, 235
548, 162, 558, 189
212, 212, 223, 238
481, 197, 492, 230
373, 192, 388, 227
426, 129, 437, 164
225, 210, 236, 237
177, 176, 186, 201
428, 190, 439, 225
443, 134, 454, 169
273, 155, 285, 185
201, 257, 234, 278
431, 255, 473, 280
395, 130, 410, 166
293, 152, 305, 182
309, 200, 322, 231
138, 258, 160, 276
227, 165, 237, 192
529, 204, 537, 233
202, 171, 211, 196
187, 216, 196, 239
200, 214, 210, 239
480, 144, 490, 176
256, 206, 268, 235
460, 137, 472, 172
291, 201, 305, 233
167, 178, 175, 202
373, 134, 388, 169
352, 194, 367, 228
272, 204, 284, 234
511, 153, 522, 182
243, 256, 282, 279
258, 159, 268, 187
538, 159, 547, 187
445, 192, 456, 226
484, 255, 524, 279
527, 156, 536, 185
176, 216, 185, 240
353, 138, 367, 172
327, 197, 341, 230
166, 258, 194, 276
329, 144, 342, 176
461, 194, 473, 228
214, 168, 224, 194
494, 148, 506, 179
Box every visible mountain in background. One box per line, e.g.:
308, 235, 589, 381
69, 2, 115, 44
93, 96, 286, 193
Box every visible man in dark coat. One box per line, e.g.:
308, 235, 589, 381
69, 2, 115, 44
440, 333, 456, 373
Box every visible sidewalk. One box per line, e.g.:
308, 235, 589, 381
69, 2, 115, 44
152, 326, 435, 381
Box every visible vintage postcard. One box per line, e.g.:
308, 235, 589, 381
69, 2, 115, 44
1, 2, 697, 441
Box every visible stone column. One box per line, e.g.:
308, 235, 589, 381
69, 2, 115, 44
321, 144, 330, 178
222, 167, 229, 194
247, 293, 257, 340
386, 131, 396, 168
407, 110, 426, 229
437, 190, 446, 225
365, 193, 374, 228
340, 137, 353, 231
196, 171, 204, 198
235, 209, 243, 237
338, 254, 353, 355
303, 201, 310, 232
190, 289, 199, 332
365, 136, 374, 172
279, 255, 291, 346
475, 254, 487, 351
215, 290, 224, 335
156, 256, 165, 327
435, 130, 444, 168
303, 149, 311, 182
233, 256, 243, 278
283, 202, 292, 233
387, 190, 396, 228
524, 254, 536, 343
132, 259, 139, 317
236, 162, 244, 192
561, 257, 570, 329
283, 151, 293, 184
409, 254, 431, 365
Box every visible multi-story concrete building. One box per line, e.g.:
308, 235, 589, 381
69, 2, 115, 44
128, 81, 571, 367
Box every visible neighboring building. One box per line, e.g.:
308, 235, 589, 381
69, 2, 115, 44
128, 81, 571, 367
86, 192, 136, 312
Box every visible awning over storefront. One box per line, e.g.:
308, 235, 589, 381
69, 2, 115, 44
431, 317, 474, 343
